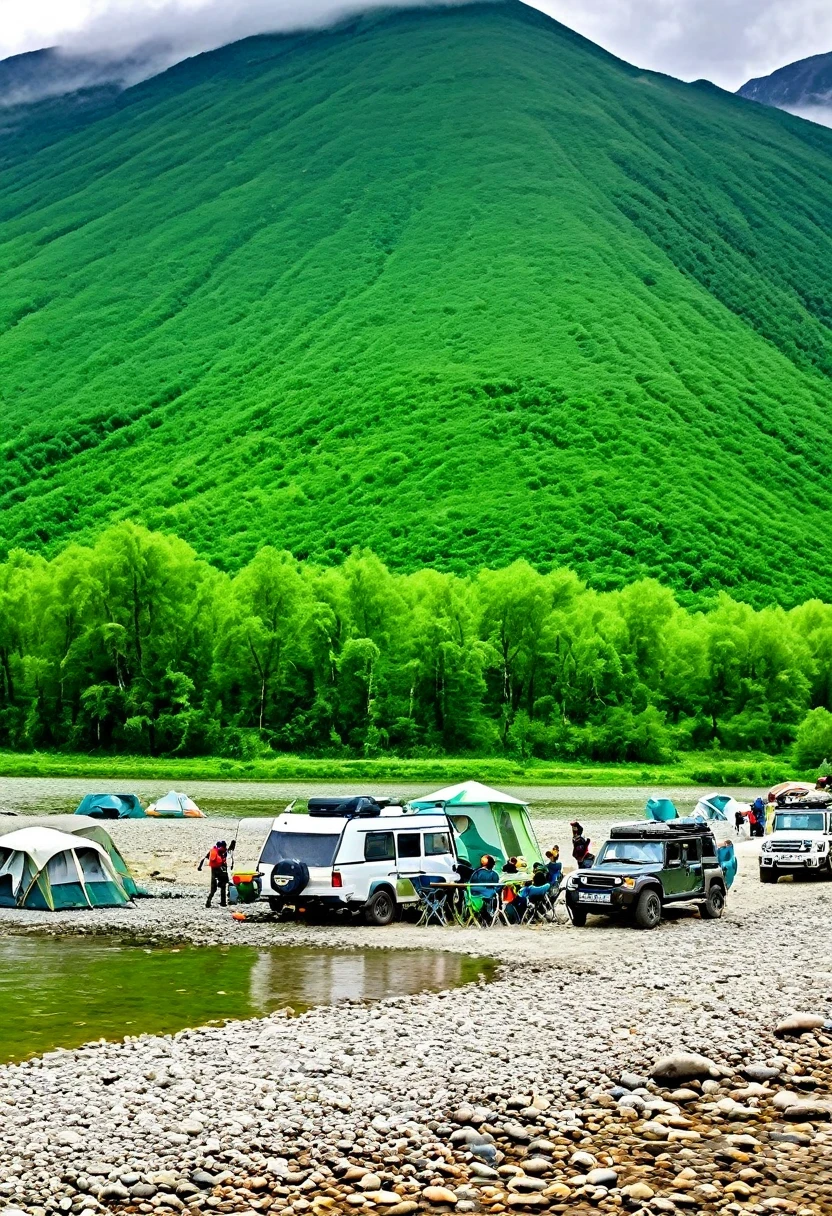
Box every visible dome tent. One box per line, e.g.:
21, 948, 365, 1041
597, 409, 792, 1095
0, 827, 130, 910
409, 780, 543, 867
146, 791, 205, 818
74, 793, 145, 819
0, 816, 144, 899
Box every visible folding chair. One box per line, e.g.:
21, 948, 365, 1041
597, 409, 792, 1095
463, 884, 500, 927
519, 882, 554, 926
413, 875, 450, 927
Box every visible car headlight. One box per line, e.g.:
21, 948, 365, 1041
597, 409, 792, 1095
761, 841, 771, 852
815, 841, 827, 852
622, 877, 636, 889
567, 875, 579, 889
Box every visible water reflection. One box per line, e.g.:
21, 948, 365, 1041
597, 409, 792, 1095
0, 936, 491, 1064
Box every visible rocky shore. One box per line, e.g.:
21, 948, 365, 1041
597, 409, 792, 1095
1, 822, 831, 1216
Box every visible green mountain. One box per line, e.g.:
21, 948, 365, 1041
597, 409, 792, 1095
3, 1, 832, 604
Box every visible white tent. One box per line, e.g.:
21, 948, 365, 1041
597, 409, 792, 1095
0, 826, 129, 910
146, 790, 205, 818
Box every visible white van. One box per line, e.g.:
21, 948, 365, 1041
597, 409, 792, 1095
256, 797, 459, 925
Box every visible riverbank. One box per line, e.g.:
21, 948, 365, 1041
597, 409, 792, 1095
0, 750, 799, 787
1, 822, 831, 1216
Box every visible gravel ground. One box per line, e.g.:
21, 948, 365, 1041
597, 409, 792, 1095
1, 819, 831, 1216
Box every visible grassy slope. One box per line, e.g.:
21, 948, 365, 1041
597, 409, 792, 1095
0, 751, 800, 787
2, 3, 832, 602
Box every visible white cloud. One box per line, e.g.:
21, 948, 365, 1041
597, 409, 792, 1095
0, 0, 830, 92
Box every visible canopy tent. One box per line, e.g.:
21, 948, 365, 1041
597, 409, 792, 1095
0, 826, 130, 910
409, 781, 543, 867
0, 815, 144, 899
146, 791, 205, 818
74, 793, 145, 819
646, 798, 678, 822
693, 794, 749, 823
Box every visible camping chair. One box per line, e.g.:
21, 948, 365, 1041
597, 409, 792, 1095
519, 881, 554, 926
463, 883, 500, 928
413, 875, 450, 927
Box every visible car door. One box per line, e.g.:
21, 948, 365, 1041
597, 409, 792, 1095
395, 831, 423, 879
662, 841, 686, 895
680, 839, 704, 893
363, 830, 397, 899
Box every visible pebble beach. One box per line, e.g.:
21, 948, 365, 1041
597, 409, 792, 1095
1, 816, 831, 1216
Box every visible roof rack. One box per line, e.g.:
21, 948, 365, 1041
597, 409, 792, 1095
610, 818, 716, 840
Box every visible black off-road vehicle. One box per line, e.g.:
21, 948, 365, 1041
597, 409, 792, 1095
564, 820, 728, 930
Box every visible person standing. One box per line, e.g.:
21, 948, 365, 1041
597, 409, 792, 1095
570, 821, 593, 868
201, 839, 234, 907
734, 807, 745, 836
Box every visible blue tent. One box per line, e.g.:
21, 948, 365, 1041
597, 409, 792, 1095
646, 798, 678, 822
74, 794, 146, 820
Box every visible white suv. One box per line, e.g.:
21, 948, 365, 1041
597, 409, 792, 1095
760, 807, 832, 882
257, 797, 459, 924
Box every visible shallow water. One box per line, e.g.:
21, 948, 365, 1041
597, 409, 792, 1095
0, 777, 762, 821
0, 936, 492, 1064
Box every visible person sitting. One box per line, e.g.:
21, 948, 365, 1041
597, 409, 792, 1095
470, 855, 499, 884
501, 856, 519, 874
545, 848, 562, 886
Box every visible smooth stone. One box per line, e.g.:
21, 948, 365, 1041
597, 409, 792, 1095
651, 1052, 720, 1082
507, 1178, 546, 1193
620, 1073, 648, 1090
521, 1160, 550, 1176
130, 1185, 158, 1200
469, 1164, 499, 1180
99, 1184, 130, 1202
569, 1151, 596, 1169
776, 1013, 826, 1035
359, 1175, 383, 1192
743, 1064, 781, 1082
624, 1182, 655, 1201
784, 1103, 832, 1122
586, 1169, 618, 1187
422, 1187, 459, 1206
641, 1120, 671, 1140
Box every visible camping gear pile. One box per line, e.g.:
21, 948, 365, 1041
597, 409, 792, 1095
146, 791, 205, 818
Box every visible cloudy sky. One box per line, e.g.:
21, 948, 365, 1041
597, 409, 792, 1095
0, 0, 830, 91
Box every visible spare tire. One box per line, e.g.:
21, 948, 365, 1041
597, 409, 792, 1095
270, 859, 310, 899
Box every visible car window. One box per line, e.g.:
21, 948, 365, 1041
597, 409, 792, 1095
597, 841, 663, 864
364, 832, 395, 862
774, 813, 824, 832
681, 841, 700, 863
261, 831, 340, 868
397, 833, 421, 859
666, 843, 681, 864
424, 832, 452, 857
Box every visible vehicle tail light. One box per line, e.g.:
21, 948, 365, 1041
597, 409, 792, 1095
332, 871, 343, 888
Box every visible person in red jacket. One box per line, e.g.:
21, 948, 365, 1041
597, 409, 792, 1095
200, 839, 235, 908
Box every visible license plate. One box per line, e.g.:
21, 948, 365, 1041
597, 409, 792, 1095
580, 892, 611, 904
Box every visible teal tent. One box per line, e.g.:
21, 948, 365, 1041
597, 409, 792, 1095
0, 826, 130, 910
74, 793, 146, 819
646, 798, 678, 822
409, 780, 544, 867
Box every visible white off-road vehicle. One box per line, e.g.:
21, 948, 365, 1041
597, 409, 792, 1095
760, 806, 832, 882
256, 796, 459, 925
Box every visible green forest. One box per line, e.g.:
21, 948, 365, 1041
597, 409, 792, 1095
3, 523, 832, 769
3, 3, 832, 604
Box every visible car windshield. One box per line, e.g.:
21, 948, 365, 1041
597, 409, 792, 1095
261, 831, 340, 868
597, 840, 664, 865
774, 813, 825, 832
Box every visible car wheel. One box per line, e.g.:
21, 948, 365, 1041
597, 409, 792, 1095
364, 888, 396, 926
759, 867, 778, 884
568, 906, 587, 927
634, 889, 662, 930
700, 885, 726, 918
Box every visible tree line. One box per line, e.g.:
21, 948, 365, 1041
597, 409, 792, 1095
1, 522, 831, 766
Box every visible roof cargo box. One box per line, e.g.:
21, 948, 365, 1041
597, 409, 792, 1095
308, 796, 384, 819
